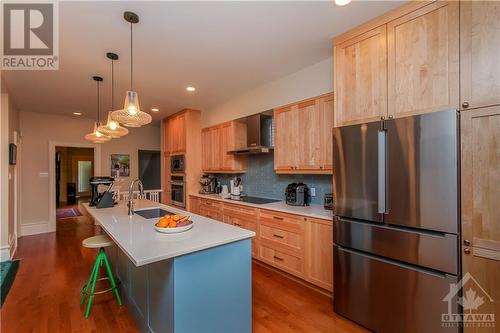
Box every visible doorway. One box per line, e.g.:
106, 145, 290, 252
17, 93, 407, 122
55, 146, 94, 208
138, 149, 161, 193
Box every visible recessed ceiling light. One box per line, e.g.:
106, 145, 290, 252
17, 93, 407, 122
186, 86, 196, 92
73, 112, 82, 116
151, 108, 159, 112
335, 0, 352, 6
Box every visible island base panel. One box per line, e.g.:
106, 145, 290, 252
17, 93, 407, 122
114, 239, 252, 333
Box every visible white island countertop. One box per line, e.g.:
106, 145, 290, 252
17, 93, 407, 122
83, 199, 255, 267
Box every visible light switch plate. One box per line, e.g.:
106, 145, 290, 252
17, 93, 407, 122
310, 187, 316, 197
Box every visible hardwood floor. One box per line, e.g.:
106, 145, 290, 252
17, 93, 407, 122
1, 203, 367, 333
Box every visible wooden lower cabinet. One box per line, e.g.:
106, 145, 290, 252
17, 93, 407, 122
259, 244, 304, 278
187, 196, 333, 292
305, 218, 333, 292
462, 247, 500, 333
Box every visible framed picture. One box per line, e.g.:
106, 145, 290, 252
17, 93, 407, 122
111, 154, 130, 178
9, 143, 17, 165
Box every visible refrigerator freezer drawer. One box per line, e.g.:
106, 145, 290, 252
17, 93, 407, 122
334, 245, 458, 333
334, 218, 458, 274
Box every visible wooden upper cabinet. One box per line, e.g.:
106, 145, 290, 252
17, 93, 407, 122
461, 106, 500, 253
274, 105, 299, 171
387, 1, 459, 118
164, 113, 186, 154
334, 25, 387, 127
201, 128, 212, 171
274, 93, 334, 173
319, 94, 334, 170
460, 1, 500, 111
201, 121, 247, 173
296, 99, 322, 170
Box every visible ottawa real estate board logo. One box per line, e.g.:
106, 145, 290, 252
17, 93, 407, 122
1, 0, 59, 70
442, 272, 495, 329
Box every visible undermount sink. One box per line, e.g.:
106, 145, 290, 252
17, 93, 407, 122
135, 208, 175, 219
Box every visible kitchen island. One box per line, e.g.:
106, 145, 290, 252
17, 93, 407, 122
84, 199, 255, 333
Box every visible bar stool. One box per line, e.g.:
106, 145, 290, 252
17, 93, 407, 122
80, 234, 122, 318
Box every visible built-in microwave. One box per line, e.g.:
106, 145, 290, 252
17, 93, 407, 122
170, 155, 185, 173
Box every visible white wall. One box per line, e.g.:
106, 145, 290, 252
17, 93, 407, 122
201, 57, 333, 127
1, 79, 20, 259
19, 111, 160, 227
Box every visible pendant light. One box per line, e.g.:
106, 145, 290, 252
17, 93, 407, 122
85, 76, 111, 143
111, 11, 152, 127
98, 53, 129, 138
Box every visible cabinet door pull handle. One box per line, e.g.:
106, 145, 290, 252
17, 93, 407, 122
388, 115, 394, 119
273, 255, 284, 261
463, 239, 471, 246
273, 216, 284, 220
464, 248, 471, 255
234, 223, 241, 227
273, 234, 284, 239
462, 102, 469, 109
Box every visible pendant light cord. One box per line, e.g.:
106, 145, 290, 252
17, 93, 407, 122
130, 22, 133, 91
111, 59, 114, 110
96, 80, 100, 124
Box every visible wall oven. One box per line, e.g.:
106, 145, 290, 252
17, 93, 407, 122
170, 155, 185, 173
170, 175, 185, 208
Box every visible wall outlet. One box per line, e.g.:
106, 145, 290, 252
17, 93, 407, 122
310, 187, 316, 197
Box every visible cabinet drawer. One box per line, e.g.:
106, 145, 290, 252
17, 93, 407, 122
259, 244, 304, 277
260, 224, 303, 254
260, 210, 304, 232
199, 198, 222, 209
198, 207, 222, 222
223, 203, 258, 220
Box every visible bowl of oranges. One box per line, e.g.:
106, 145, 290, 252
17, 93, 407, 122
155, 215, 193, 234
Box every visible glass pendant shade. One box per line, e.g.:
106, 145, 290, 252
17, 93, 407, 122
98, 112, 129, 138
85, 122, 111, 143
111, 91, 152, 127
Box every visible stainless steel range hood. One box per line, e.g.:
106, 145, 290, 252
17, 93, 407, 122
228, 110, 274, 155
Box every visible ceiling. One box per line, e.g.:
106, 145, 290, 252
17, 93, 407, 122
2, 1, 403, 122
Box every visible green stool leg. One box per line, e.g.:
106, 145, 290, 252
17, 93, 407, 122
85, 250, 102, 319
102, 249, 122, 306
80, 255, 100, 305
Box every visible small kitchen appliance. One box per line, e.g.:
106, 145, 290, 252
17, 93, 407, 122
170, 155, 185, 173
285, 183, 310, 206
89, 177, 115, 208
199, 174, 216, 194
230, 177, 242, 200
323, 193, 333, 210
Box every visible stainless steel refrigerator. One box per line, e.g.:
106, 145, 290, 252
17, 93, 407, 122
332, 110, 460, 333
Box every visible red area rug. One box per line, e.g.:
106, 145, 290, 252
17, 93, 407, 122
56, 207, 83, 219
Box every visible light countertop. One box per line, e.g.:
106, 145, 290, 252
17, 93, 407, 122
83, 199, 255, 267
190, 193, 333, 221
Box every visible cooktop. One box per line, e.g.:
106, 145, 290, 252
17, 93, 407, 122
229, 196, 281, 205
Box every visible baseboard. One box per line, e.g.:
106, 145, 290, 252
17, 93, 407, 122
20, 221, 50, 236
8, 233, 17, 259
0, 245, 10, 261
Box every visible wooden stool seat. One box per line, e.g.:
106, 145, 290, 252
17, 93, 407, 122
82, 235, 113, 248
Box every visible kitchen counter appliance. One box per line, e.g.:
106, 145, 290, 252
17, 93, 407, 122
332, 110, 459, 333
89, 176, 115, 208
285, 183, 310, 206
199, 174, 216, 194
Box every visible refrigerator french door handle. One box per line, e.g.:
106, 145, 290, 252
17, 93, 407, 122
377, 130, 387, 214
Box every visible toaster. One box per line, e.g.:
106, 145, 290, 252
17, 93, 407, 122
285, 183, 311, 206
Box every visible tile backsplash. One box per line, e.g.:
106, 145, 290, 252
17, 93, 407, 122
210, 154, 332, 205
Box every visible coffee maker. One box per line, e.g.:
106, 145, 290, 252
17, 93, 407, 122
89, 176, 115, 207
